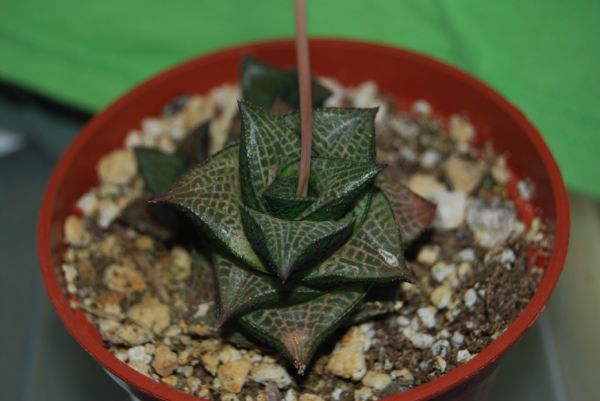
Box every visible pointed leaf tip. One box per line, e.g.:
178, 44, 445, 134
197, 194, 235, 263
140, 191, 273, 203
240, 286, 367, 373
240, 204, 355, 280
239, 101, 300, 210
301, 191, 409, 286
213, 252, 280, 326
156, 145, 267, 272
376, 173, 437, 242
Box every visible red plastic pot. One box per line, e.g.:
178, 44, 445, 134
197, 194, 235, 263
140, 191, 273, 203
38, 38, 569, 401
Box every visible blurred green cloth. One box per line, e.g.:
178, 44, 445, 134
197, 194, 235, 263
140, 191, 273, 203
0, 0, 598, 196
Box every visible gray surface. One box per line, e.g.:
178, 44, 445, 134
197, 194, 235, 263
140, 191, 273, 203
0, 89, 596, 401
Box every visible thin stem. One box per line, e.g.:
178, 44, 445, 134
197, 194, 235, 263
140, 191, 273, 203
294, 0, 313, 197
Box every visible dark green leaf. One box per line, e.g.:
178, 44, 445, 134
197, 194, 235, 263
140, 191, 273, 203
238, 101, 300, 210
281, 107, 377, 163
376, 173, 436, 242
350, 191, 373, 233
240, 286, 367, 374
262, 170, 318, 220
300, 191, 409, 286
134, 147, 189, 195
175, 121, 210, 163
213, 252, 281, 326
294, 158, 383, 221
241, 55, 331, 109
154, 145, 267, 272
240, 204, 355, 280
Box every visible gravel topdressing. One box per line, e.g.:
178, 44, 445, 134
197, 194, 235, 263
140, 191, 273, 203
60, 79, 552, 401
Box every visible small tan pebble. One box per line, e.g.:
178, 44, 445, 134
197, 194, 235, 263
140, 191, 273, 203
432, 190, 467, 229
431, 339, 450, 358
433, 356, 447, 372
457, 248, 476, 262
340, 326, 371, 350
113, 349, 128, 362
353, 386, 374, 401
96, 199, 121, 229
491, 156, 510, 184
466, 199, 517, 248
97, 148, 137, 185
125, 129, 142, 148
411, 99, 432, 115
352, 81, 379, 107
221, 393, 240, 401
64, 215, 90, 246
94, 291, 124, 316
170, 246, 192, 280
391, 368, 414, 385
416, 245, 440, 265
98, 235, 121, 256
217, 345, 242, 363
128, 360, 151, 376
407, 174, 445, 199
199, 338, 222, 354
456, 349, 473, 363
217, 358, 251, 393
169, 117, 186, 141
361, 371, 392, 390
61, 264, 78, 295
98, 182, 120, 197
157, 135, 176, 154
246, 351, 263, 363
127, 345, 152, 364
457, 261, 473, 280
402, 328, 433, 349
431, 261, 456, 283
420, 149, 441, 169
112, 324, 153, 346
193, 302, 213, 319
127, 297, 171, 334
163, 324, 181, 337
197, 386, 212, 399
135, 235, 154, 250
186, 376, 202, 393
188, 323, 214, 337
256, 391, 268, 401
430, 285, 452, 309
178, 348, 193, 365
152, 344, 178, 377
444, 157, 486, 194
463, 288, 478, 308
327, 342, 367, 381
452, 331, 465, 346
103, 264, 146, 294
251, 363, 292, 389
285, 389, 298, 401
183, 95, 215, 131
417, 306, 437, 329
161, 375, 178, 387
178, 365, 194, 377
76, 191, 98, 216
201, 352, 220, 375
449, 115, 475, 144
142, 118, 165, 139
299, 394, 325, 401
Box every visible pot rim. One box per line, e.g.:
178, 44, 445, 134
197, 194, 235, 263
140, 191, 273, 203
37, 37, 570, 401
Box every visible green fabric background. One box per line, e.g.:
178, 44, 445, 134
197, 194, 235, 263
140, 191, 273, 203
0, 0, 598, 196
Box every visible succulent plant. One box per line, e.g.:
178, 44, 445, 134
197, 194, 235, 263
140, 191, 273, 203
128, 57, 436, 373
146, 98, 436, 373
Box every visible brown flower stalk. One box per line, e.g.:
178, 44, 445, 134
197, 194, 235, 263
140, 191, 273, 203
294, 0, 313, 196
